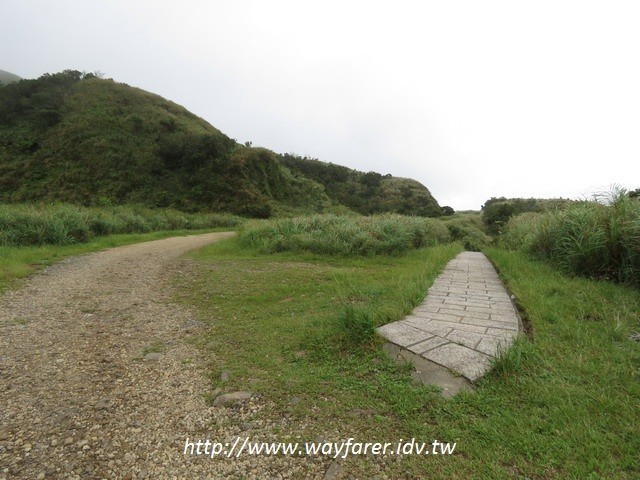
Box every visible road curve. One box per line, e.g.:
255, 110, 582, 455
0, 233, 251, 479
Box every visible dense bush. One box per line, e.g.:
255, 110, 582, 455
481, 197, 572, 234
440, 213, 493, 251
239, 214, 451, 256
500, 191, 640, 286
0, 203, 242, 246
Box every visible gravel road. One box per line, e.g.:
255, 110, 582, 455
0, 233, 329, 479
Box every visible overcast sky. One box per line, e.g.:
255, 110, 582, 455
2, 1, 639, 210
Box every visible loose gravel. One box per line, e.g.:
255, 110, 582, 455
0, 233, 331, 479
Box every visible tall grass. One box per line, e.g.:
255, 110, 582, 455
0, 203, 243, 247
500, 190, 640, 286
238, 214, 451, 256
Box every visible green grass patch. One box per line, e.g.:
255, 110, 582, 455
177, 238, 639, 478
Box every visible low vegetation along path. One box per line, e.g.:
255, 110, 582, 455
0, 232, 246, 479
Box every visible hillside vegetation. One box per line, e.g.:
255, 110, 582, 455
500, 189, 640, 287
280, 155, 442, 217
0, 70, 442, 218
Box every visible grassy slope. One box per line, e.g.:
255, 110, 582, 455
484, 248, 639, 478
0, 72, 442, 217
176, 238, 639, 479
238, 214, 451, 256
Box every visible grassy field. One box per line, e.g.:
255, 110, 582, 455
1, 212, 637, 478
176, 237, 639, 479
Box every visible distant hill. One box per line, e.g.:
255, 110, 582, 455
481, 196, 575, 233
0, 69, 22, 85
0, 69, 443, 217
280, 155, 442, 217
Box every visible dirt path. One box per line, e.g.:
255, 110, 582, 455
0, 232, 314, 479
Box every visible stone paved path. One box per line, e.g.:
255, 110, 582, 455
377, 251, 520, 383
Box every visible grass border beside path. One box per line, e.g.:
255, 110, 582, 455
0, 228, 232, 293
481, 247, 640, 478
175, 238, 639, 479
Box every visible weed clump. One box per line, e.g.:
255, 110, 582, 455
338, 304, 377, 346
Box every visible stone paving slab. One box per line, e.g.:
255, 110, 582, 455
377, 251, 520, 383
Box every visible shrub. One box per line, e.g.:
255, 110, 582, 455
500, 189, 640, 286
0, 204, 83, 245
53, 204, 92, 242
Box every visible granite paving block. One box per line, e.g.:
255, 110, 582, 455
454, 309, 491, 320
490, 313, 520, 322
403, 317, 456, 337
400, 315, 431, 330
438, 302, 466, 315
464, 306, 493, 315
476, 337, 511, 356
407, 336, 450, 354
486, 327, 519, 338
412, 304, 440, 314
377, 322, 434, 347
423, 343, 491, 382
460, 318, 519, 330
445, 330, 485, 349
488, 303, 517, 312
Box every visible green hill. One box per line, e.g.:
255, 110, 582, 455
280, 155, 442, 217
0, 70, 442, 217
0, 69, 22, 85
